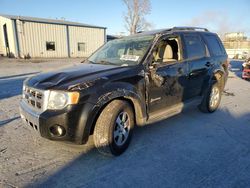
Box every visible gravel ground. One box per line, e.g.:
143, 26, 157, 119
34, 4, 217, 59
0, 58, 250, 188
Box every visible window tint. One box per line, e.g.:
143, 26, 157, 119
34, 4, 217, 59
78, 42, 86, 51
184, 35, 206, 59
204, 35, 224, 56
46, 42, 55, 51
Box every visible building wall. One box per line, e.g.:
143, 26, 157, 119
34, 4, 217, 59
223, 41, 250, 49
68, 26, 105, 57
226, 49, 250, 59
224, 32, 247, 41
16, 20, 68, 58
223, 41, 250, 58
0, 16, 17, 57
0, 16, 106, 58
0, 23, 4, 55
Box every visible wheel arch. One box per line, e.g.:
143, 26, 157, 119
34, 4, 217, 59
87, 89, 147, 137
201, 68, 225, 97
199, 69, 225, 113
212, 70, 225, 89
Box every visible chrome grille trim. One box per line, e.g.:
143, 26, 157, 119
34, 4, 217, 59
22, 86, 49, 111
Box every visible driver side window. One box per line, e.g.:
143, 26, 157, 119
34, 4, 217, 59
153, 37, 181, 64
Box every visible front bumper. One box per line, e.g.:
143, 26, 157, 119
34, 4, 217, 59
20, 100, 95, 144
20, 101, 41, 133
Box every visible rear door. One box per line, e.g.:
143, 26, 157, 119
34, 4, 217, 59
201, 33, 228, 72
182, 33, 210, 98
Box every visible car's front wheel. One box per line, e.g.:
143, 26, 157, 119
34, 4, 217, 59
93, 100, 134, 156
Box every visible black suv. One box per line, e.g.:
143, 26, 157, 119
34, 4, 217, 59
20, 27, 228, 156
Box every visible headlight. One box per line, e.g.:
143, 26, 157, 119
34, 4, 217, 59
47, 91, 79, 110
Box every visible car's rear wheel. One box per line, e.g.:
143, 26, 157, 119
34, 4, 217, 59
199, 82, 222, 113
93, 100, 134, 156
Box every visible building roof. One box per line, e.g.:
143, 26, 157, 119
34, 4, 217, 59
0, 14, 106, 29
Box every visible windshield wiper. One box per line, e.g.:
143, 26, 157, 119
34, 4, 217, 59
96, 60, 116, 65
84, 59, 95, 64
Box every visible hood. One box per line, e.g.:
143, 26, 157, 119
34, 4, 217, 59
26, 63, 129, 90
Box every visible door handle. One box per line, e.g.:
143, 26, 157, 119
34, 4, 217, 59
178, 67, 184, 74
205, 62, 214, 67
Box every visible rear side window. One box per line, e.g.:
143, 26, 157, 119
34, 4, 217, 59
203, 34, 225, 56
183, 35, 206, 59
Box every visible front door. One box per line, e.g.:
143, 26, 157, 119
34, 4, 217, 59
147, 35, 189, 114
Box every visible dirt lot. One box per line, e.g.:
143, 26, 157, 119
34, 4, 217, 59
0, 58, 250, 188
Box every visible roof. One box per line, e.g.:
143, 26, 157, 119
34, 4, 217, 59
0, 14, 106, 29
107, 35, 122, 40
128, 27, 210, 37
135, 29, 170, 36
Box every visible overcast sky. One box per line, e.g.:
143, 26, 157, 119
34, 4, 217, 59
0, 0, 249, 36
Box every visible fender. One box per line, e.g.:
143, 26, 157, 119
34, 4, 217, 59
96, 81, 147, 125
80, 82, 147, 144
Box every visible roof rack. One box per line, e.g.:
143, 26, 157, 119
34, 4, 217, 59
172, 27, 209, 32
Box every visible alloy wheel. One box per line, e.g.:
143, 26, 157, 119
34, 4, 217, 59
113, 112, 130, 146
209, 86, 220, 108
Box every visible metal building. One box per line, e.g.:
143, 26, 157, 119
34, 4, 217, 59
222, 32, 250, 59
0, 14, 106, 58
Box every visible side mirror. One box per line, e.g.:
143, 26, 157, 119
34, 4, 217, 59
149, 61, 160, 70
149, 62, 165, 87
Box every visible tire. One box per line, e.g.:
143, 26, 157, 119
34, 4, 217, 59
93, 100, 134, 156
199, 82, 222, 113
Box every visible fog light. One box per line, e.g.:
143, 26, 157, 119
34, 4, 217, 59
49, 125, 66, 137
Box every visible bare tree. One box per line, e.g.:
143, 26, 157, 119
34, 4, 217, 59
122, 0, 152, 35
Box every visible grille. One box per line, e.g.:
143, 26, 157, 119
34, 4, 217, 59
23, 86, 44, 110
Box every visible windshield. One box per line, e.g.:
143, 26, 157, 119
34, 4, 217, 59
88, 35, 154, 66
